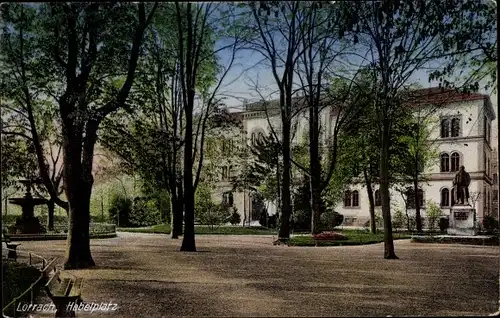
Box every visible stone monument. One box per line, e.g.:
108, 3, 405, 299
447, 166, 477, 236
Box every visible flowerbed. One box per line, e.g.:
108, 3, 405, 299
312, 231, 349, 241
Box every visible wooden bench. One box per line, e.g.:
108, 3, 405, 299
41, 257, 58, 278
45, 270, 84, 318
2, 232, 21, 260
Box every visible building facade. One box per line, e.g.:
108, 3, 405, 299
214, 88, 496, 227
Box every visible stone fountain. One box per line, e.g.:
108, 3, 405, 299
8, 179, 48, 234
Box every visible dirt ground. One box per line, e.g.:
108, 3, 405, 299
10, 232, 499, 317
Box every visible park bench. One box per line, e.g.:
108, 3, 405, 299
45, 266, 84, 318
2, 231, 21, 260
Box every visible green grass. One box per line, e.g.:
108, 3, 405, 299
117, 223, 278, 235
2, 260, 43, 317
288, 230, 411, 246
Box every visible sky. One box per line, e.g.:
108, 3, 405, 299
211, 0, 497, 112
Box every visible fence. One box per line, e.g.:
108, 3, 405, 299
2, 248, 50, 318
2, 222, 116, 238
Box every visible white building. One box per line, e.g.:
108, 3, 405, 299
217, 88, 496, 227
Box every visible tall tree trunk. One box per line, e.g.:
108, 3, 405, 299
414, 175, 423, 232
363, 168, 377, 234
380, 118, 398, 259
62, 118, 98, 269
169, 178, 180, 239
63, 151, 95, 269
47, 199, 55, 231
309, 105, 322, 234
181, 110, 195, 251
175, 177, 184, 236
278, 121, 292, 240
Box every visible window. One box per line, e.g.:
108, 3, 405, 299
450, 152, 460, 172
494, 173, 498, 185
344, 190, 360, 208
222, 166, 230, 180
441, 188, 450, 207
440, 153, 450, 172
223, 192, 234, 206
494, 190, 498, 202
251, 133, 257, 146
484, 186, 487, 213
488, 122, 492, 143
417, 189, 424, 207
406, 188, 424, 209
484, 152, 487, 173
440, 119, 450, 138
451, 118, 460, 137
488, 191, 491, 214
344, 190, 352, 207
352, 191, 359, 207
375, 190, 381, 206
258, 132, 265, 144
484, 116, 488, 141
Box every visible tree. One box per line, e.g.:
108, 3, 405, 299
174, 2, 242, 251
341, 0, 472, 259
429, 0, 497, 93
1, 3, 158, 268
392, 100, 440, 233
232, 132, 282, 225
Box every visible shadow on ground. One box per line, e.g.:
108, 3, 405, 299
14, 232, 499, 317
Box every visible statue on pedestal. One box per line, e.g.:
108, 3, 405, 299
453, 166, 471, 205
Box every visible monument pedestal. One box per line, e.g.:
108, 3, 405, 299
447, 205, 477, 236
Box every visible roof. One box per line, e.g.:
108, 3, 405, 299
403, 87, 489, 105
240, 87, 494, 119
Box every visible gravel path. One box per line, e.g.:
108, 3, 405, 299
11, 232, 499, 317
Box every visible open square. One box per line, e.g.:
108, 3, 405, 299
15, 233, 499, 317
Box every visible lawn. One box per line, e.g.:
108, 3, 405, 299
117, 223, 278, 235
288, 230, 411, 246
2, 260, 43, 317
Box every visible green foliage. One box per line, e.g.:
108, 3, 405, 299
232, 133, 281, 203
2, 260, 43, 317
195, 183, 230, 228
228, 208, 241, 225
392, 208, 406, 230
108, 193, 133, 227
439, 217, 449, 232
129, 197, 162, 227
288, 230, 411, 247
482, 216, 499, 234
319, 210, 344, 231
292, 209, 311, 231
374, 208, 384, 229
426, 200, 443, 231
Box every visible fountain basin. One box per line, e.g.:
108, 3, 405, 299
8, 197, 49, 206
8, 197, 48, 234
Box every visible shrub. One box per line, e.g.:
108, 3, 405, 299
392, 209, 405, 230
129, 197, 162, 227
268, 212, 278, 228
426, 200, 444, 231
319, 209, 344, 231
229, 207, 241, 225
108, 193, 132, 227
292, 209, 311, 231
375, 209, 384, 228
199, 203, 231, 229
312, 231, 348, 241
259, 209, 268, 227
483, 215, 499, 234
439, 217, 449, 232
